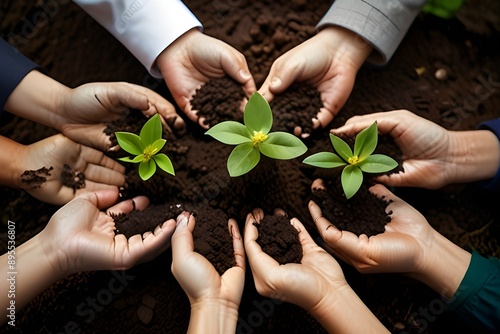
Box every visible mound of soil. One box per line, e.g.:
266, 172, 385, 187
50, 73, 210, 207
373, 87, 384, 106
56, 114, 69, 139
1, 1, 499, 334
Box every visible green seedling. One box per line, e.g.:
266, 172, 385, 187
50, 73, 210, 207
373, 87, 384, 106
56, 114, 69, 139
205, 92, 307, 177
303, 121, 397, 199
115, 114, 175, 181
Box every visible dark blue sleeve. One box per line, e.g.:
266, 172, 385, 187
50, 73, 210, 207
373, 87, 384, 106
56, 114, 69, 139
0, 39, 39, 111
477, 119, 500, 191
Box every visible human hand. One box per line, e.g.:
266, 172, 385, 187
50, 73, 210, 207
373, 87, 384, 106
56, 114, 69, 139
38, 189, 176, 276
309, 183, 471, 299
331, 109, 500, 188
171, 212, 245, 333
244, 208, 346, 311
20, 134, 125, 205
258, 26, 373, 137
157, 29, 256, 128
244, 208, 388, 333
59, 81, 184, 150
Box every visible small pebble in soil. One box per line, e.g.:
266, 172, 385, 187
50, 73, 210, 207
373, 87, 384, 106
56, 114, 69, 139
435, 68, 448, 80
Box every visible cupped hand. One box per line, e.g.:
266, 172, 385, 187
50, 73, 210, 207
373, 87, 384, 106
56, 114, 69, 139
60, 81, 184, 150
21, 134, 125, 205
171, 212, 245, 309
157, 29, 256, 128
38, 189, 176, 276
331, 110, 455, 189
258, 26, 372, 137
308, 182, 435, 275
244, 208, 347, 312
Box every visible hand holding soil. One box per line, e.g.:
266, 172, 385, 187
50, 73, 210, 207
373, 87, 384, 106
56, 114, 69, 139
244, 208, 389, 333
0, 189, 176, 325
332, 110, 500, 189
60, 81, 185, 149
157, 29, 256, 128
171, 213, 245, 333
309, 184, 471, 300
258, 26, 373, 137
16, 134, 125, 205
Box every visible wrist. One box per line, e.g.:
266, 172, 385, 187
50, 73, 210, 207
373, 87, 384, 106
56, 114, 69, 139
309, 283, 389, 333
447, 130, 500, 184
4, 70, 70, 131
156, 27, 202, 74
410, 229, 471, 300
318, 26, 373, 71
188, 299, 239, 334
0, 136, 27, 189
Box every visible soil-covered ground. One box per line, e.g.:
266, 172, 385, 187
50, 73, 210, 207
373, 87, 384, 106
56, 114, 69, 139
1, 1, 500, 333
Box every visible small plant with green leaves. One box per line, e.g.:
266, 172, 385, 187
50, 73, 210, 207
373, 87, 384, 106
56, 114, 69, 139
115, 114, 175, 181
205, 92, 307, 177
303, 121, 397, 199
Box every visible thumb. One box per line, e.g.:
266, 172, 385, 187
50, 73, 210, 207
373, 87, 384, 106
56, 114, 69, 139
77, 189, 119, 210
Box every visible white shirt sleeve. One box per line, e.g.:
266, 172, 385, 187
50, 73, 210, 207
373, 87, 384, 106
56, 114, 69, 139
316, 0, 426, 65
73, 0, 202, 78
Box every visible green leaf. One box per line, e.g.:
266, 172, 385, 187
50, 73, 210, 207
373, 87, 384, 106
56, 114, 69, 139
139, 160, 156, 181
140, 114, 162, 146
118, 154, 144, 163
330, 134, 353, 162
150, 138, 167, 152
303, 152, 347, 168
259, 132, 307, 159
341, 165, 363, 199
358, 154, 398, 173
227, 142, 260, 177
354, 121, 378, 161
205, 121, 252, 145
153, 153, 175, 176
115, 132, 144, 155
244, 92, 272, 135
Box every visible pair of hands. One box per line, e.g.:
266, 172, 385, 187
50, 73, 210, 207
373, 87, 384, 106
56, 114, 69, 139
158, 26, 372, 135
170, 182, 458, 333
0, 188, 175, 322
5, 70, 187, 205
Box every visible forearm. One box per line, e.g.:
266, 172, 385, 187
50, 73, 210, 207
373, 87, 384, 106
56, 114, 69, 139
187, 300, 239, 334
310, 285, 389, 333
0, 136, 26, 188
4, 70, 70, 130
410, 230, 471, 300
0, 233, 63, 325
448, 130, 500, 184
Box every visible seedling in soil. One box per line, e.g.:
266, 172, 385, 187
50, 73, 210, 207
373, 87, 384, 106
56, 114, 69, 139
205, 92, 307, 177
303, 121, 397, 199
115, 114, 175, 181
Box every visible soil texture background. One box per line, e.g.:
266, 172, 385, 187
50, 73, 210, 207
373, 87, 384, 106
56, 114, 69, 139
1, 1, 500, 333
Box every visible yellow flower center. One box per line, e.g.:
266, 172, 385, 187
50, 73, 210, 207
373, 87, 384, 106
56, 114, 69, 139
251, 131, 268, 147
348, 155, 359, 165
143, 145, 159, 162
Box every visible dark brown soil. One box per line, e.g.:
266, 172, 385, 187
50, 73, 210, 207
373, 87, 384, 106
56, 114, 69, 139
20, 166, 53, 189
191, 76, 245, 128
1, 1, 500, 333
60, 163, 86, 192
254, 214, 302, 265
192, 206, 235, 276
